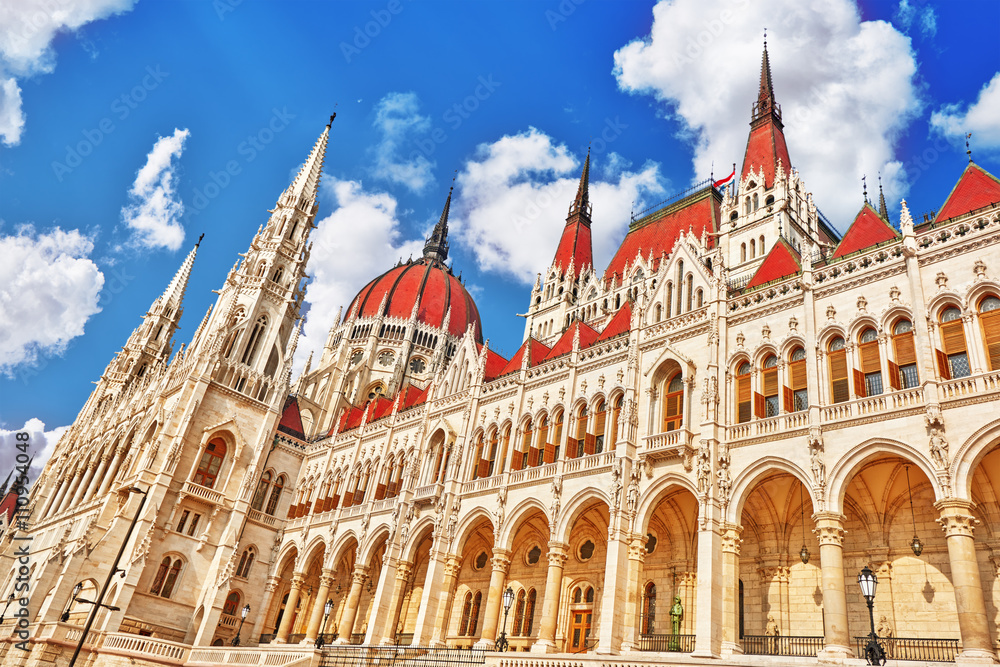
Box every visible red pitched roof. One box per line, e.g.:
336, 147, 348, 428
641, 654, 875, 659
544, 321, 600, 361
935, 163, 1000, 223
596, 302, 632, 342
603, 187, 720, 287
400, 384, 430, 410
277, 396, 305, 439
832, 203, 899, 259
335, 406, 366, 433
741, 119, 791, 189
499, 338, 551, 376
481, 348, 509, 381
746, 238, 801, 288
552, 219, 593, 277
368, 396, 395, 422
0, 492, 17, 529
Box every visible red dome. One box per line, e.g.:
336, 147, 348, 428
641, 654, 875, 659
346, 258, 483, 342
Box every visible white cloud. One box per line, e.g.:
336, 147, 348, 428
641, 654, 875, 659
370, 92, 435, 194
121, 128, 189, 251
612, 0, 920, 227
930, 72, 1000, 153
452, 128, 665, 284
894, 0, 936, 39
296, 178, 425, 370
0, 418, 67, 487
0, 0, 135, 147
0, 225, 104, 373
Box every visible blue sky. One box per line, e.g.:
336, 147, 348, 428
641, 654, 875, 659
0, 0, 998, 475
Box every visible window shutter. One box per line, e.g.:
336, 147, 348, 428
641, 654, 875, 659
887, 360, 901, 390
829, 350, 849, 403
982, 311, 1000, 371
584, 433, 596, 456
528, 447, 539, 467
790, 360, 806, 390
860, 342, 881, 374
375, 483, 386, 500
942, 320, 967, 354
935, 349, 951, 380
544, 443, 555, 464
763, 369, 778, 397
286, 504, 296, 519
477, 458, 490, 478
595, 410, 607, 437
331, 494, 340, 509
853, 368, 866, 398
783, 385, 793, 411
754, 392, 765, 418
893, 332, 916, 366
511, 450, 523, 471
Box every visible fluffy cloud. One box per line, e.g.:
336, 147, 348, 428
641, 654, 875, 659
0, 418, 67, 487
0, 225, 104, 373
894, 0, 937, 39
453, 128, 665, 283
296, 178, 426, 369
930, 73, 1000, 153
121, 128, 189, 251
370, 92, 435, 194
612, 0, 920, 227
0, 0, 135, 146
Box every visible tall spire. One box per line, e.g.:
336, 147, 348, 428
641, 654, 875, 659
551, 148, 594, 279
156, 237, 200, 315
757, 31, 776, 117
878, 174, 889, 221
741, 36, 791, 188
283, 115, 332, 207
571, 145, 592, 216
423, 184, 452, 265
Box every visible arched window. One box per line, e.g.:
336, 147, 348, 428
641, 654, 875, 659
828, 337, 849, 403
472, 432, 487, 479
759, 234, 765, 252
585, 587, 594, 603
515, 420, 533, 471
271, 266, 284, 284
150, 556, 182, 598
857, 327, 882, 397
762, 354, 779, 417
265, 475, 285, 515
252, 471, 272, 511
741, 243, 747, 263
787, 347, 807, 411
512, 589, 526, 635
241, 315, 267, 365
938, 306, 969, 379
593, 400, 607, 454
573, 587, 582, 604
236, 547, 255, 578
255, 262, 267, 277
524, 589, 537, 636
469, 591, 483, 636
744, 197, 751, 215
550, 411, 564, 463
736, 362, 751, 423
696, 288, 704, 308
193, 439, 226, 488
979, 295, 1000, 371
459, 593, 473, 636
574, 405, 588, 458
223, 591, 240, 616
654, 303, 662, 322
642, 582, 656, 634
891, 319, 919, 389
288, 220, 299, 239
489, 427, 507, 477
666, 282, 673, 318
535, 416, 548, 467
610, 396, 623, 451
685, 274, 693, 312
663, 373, 683, 432
752, 193, 759, 211
750, 239, 756, 259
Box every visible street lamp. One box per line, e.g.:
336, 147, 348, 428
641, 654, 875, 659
904, 466, 923, 556
61, 583, 83, 622
69, 486, 148, 667
1, 593, 16, 623
858, 566, 886, 666
316, 598, 333, 648
799, 484, 810, 564
232, 604, 250, 646
495, 586, 515, 652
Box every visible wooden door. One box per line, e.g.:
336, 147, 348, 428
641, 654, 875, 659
569, 609, 592, 652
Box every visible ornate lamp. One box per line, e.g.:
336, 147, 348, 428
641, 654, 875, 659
0, 593, 14, 623
496, 586, 516, 652
799, 485, 810, 564
232, 604, 250, 646
904, 466, 923, 556
316, 599, 334, 649
61, 583, 83, 622
857, 566, 885, 665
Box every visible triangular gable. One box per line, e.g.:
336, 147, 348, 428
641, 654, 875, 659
476, 344, 510, 381
545, 321, 600, 361
741, 120, 792, 189
935, 163, 1000, 223
596, 302, 632, 342
369, 396, 395, 421
831, 203, 899, 259
746, 238, 801, 288
400, 384, 430, 411
0, 492, 17, 528
499, 338, 551, 376
277, 395, 306, 440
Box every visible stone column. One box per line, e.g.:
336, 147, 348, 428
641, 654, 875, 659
41, 474, 68, 516
721, 524, 743, 655
411, 548, 448, 646
70, 461, 97, 507
335, 567, 369, 643
97, 451, 123, 496
936, 499, 997, 662
474, 549, 511, 648
379, 560, 413, 644
620, 534, 647, 652
83, 454, 111, 502
597, 529, 630, 654
431, 555, 462, 645
304, 569, 335, 643
532, 541, 568, 653
54, 469, 81, 513
364, 555, 401, 645
814, 512, 852, 660
275, 572, 305, 643
692, 518, 723, 658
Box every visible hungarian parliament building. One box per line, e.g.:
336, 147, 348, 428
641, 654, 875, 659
3, 45, 1000, 667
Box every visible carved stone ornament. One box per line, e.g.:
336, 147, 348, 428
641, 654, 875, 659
826, 305, 836, 321
974, 260, 987, 281
929, 427, 950, 471
889, 285, 901, 303
856, 295, 868, 312
761, 324, 771, 341
788, 316, 798, 332
935, 272, 948, 290
736, 331, 745, 348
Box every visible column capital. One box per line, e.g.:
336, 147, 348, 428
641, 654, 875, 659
936, 498, 980, 537
721, 523, 743, 555
265, 575, 282, 593
290, 572, 306, 589
319, 572, 335, 588
443, 555, 463, 578
812, 511, 846, 546
627, 534, 648, 562
490, 548, 511, 574
352, 566, 371, 585
546, 541, 569, 567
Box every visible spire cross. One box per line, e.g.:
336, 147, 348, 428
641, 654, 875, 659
197, 233, 204, 247
967, 132, 973, 163
862, 175, 868, 202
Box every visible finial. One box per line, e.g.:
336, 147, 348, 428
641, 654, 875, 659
328, 104, 338, 128
196, 233, 204, 247
878, 173, 889, 222
967, 132, 973, 163
763, 27, 767, 49
862, 174, 868, 202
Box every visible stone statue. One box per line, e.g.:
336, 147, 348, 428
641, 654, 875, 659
929, 428, 950, 470
765, 614, 779, 653
876, 615, 893, 638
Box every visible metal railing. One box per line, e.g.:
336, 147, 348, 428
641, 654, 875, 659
350, 632, 365, 645
320, 645, 489, 666
742, 635, 823, 656
395, 632, 414, 645
852, 636, 959, 662
639, 633, 695, 652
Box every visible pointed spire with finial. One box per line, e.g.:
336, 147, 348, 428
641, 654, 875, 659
967, 132, 974, 163
423, 175, 454, 265
862, 174, 869, 204
757, 28, 776, 115
571, 144, 592, 216
283, 116, 333, 206
878, 174, 889, 221
157, 238, 201, 315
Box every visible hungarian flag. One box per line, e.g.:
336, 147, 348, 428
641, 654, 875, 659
714, 164, 736, 188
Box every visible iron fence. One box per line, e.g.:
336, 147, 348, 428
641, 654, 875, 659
853, 636, 959, 662
742, 635, 823, 656
320, 645, 489, 667
639, 633, 695, 652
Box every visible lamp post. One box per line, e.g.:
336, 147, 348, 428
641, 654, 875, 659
232, 604, 250, 646
495, 586, 515, 652
1, 593, 16, 623
68, 486, 148, 667
61, 583, 83, 622
316, 599, 333, 649
858, 566, 886, 666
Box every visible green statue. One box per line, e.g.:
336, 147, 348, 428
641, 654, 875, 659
668, 596, 683, 650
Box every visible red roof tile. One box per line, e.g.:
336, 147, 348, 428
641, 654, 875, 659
552, 219, 593, 278
832, 203, 899, 259
277, 396, 305, 439
544, 321, 600, 361
746, 238, 801, 288
499, 338, 552, 376
741, 119, 791, 189
603, 188, 719, 287
369, 396, 395, 421
935, 163, 1000, 223
400, 384, 430, 411
0, 492, 17, 528
596, 302, 632, 342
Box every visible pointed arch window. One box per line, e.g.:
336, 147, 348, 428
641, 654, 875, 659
512, 589, 526, 635
610, 396, 623, 450
271, 266, 284, 284
828, 337, 849, 403
752, 193, 759, 211
265, 475, 285, 515
938, 307, 970, 379
740, 243, 747, 263
744, 197, 751, 215
252, 471, 272, 511
524, 588, 537, 636
736, 362, 752, 423
891, 319, 919, 389
459, 593, 473, 635
536, 416, 549, 466
663, 373, 684, 432
593, 399, 607, 454
150, 556, 182, 598
665, 282, 673, 318
515, 420, 532, 471
473, 432, 488, 480
468, 591, 483, 636
979, 295, 1000, 371
786, 347, 807, 411
574, 405, 589, 458
762, 354, 779, 417
223, 591, 241, 616
750, 238, 756, 259
549, 411, 563, 463
857, 328, 883, 396
642, 582, 656, 634
241, 315, 267, 365
236, 547, 255, 578
193, 439, 226, 489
